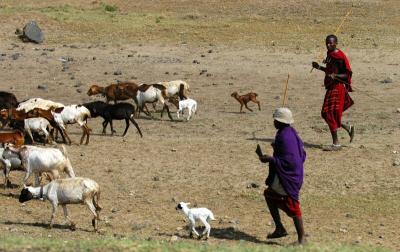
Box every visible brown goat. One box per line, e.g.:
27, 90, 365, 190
87, 82, 139, 104
231, 92, 261, 113
0, 130, 24, 146
0, 108, 29, 122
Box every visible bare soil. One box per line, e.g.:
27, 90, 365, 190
0, 0, 399, 250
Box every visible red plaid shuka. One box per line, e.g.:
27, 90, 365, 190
321, 49, 354, 132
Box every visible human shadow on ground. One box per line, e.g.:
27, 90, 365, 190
0, 191, 20, 199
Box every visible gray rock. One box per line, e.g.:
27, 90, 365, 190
381, 77, 393, 84
247, 182, 260, 188
20, 21, 44, 43
152, 176, 160, 181
76, 89, 82, 93
114, 70, 122, 75
10, 53, 22, 60
37, 84, 48, 91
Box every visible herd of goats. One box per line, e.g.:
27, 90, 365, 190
0, 79, 262, 238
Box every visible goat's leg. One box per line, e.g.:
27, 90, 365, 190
122, 118, 130, 136
25, 127, 35, 145
85, 199, 99, 231
62, 129, 73, 145
244, 102, 253, 112
199, 217, 211, 239
163, 104, 173, 121
189, 219, 200, 238
252, 99, 261, 111
80, 126, 86, 145
187, 108, 192, 121
176, 109, 180, 119
85, 125, 91, 145
129, 116, 143, 137
34, 173, 40, 186
43, 127, 52, 144
62, 205, 76, 230
102, 120, 108, 134
110, 120, 116, 135
49, 203, 58, 229
23, 172, 30, 186
2, 161, 11, 188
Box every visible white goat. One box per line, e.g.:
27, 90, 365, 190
177, 98, 197, 121
19, 177, 102, 231
5, 144, 75, 186
24, 117, 52, 144
17, 98, 64, 112
53, 105, 91, 145
176, 202, 215, 239
0, 147, 22, 187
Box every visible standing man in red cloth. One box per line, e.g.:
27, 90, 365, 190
312, 35, 355, 151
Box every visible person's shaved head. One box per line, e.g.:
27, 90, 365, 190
325, 34, 338, 52
326, 34, 338, 43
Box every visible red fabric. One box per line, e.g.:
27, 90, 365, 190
324, 49, 353, 92
264, 188, 302, 218
321, 83, 354, 132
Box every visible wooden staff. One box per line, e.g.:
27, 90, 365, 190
310, 9, 353, 73
282, 74, 290, 106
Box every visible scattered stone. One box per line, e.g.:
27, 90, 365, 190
392, 150, 398, 154
392, 158, 400, 166
171, 197, 177, 202
152, 176, 160, 181
274, 95, 281, 100
193, 59, 200, 64
345, 213, 353, 218
228, 82, 233, 85
10, 53, 21, 60
104, 72, 108, 75
76, 89, 82, 93
170, 235, 179, 242
171, 148, 177, 152
396, 108, 400, 113
208, 49, 213, 53
199, 69, 207, 75
127, 54, 134, 57
339, 228, 348, 233
201, 54, 205, 57
206, 73, 212, 77
37, 84, 48, 91
92, 56, 96, 60
176, 226, 183, 231
246, 182, 260, 188
380, 77, 393, 84
70, 45, 78, 49
165, 71, 169, 75
379, 235, 384, 239
16, 21, 44, 43
111, 207, 119, 213
44, 48, 55, 52
70, 76, 75, 80
41, 52, 47, 56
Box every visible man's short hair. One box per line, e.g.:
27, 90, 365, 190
326, 34, 338, 43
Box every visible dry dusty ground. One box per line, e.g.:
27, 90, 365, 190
0, 0, 400, 251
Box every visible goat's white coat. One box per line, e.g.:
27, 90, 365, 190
17, 98, 64, 112
0, 147, 22, 186
24, 117, 52, 144
157, 80, 190, 94
6, 145, 75, 186
176, 202, 215, 239
177, 98, 197, 121
23, 177, 101, 230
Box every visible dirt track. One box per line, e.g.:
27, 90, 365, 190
1, 1, 400, 250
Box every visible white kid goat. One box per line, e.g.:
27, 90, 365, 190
175, 202, 215, 239
176, 98, 197, 121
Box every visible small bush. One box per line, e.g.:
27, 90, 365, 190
104, 4, 118, 12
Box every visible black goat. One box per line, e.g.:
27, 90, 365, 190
82, 101, 143, 137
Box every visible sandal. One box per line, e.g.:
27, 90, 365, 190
323, 144, 342, 151
349, 125, 355, 143
267, 229, 288, 239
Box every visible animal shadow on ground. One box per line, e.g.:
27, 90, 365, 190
162, 226, 280, 245
3, 220, 92, 232
0, 191, 20, 198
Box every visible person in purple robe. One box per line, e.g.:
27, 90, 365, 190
256, 107, 306, 244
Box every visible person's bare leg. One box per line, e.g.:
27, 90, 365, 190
341, 123, 355, 142
266, 199, 288, 238
293, 216, 306, 245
